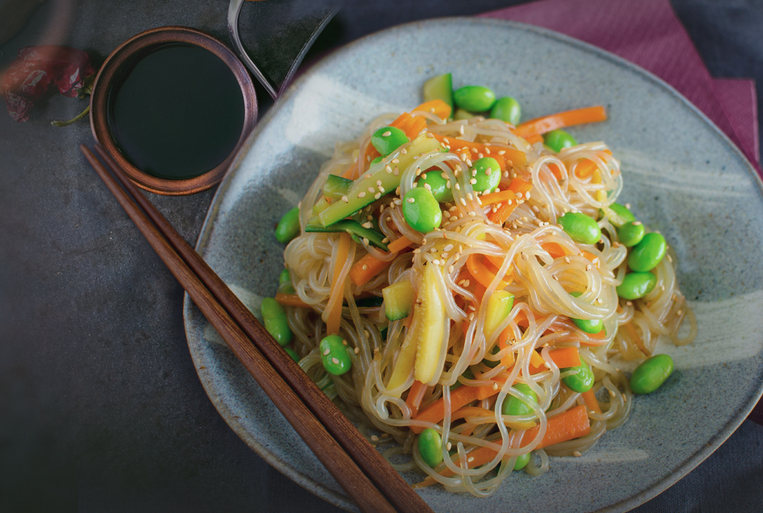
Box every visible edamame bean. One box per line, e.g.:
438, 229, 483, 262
561, 360, 594, 393
319, 334, 352, 375
502, 383, 539, 416
558, 212, 601, 245
490, 96, 521, 125
279, 268, 291, 286
630, 354, 674, 394
261, 298, 293, 346
617, 221, 645, 248
628, 232, 667, 272
417, 428, 444, 467
569, 292, 604, 334
514, 452, 531, 470
278, 268, 295, 293
284, 347, 300, 363
418, 169, 453, 202
454, 85, 496, 112
601, 202, 636, 226
274, 207, 300, 244
371, 126, 409, 157
403, 187, 442, 233
616, 271, 657, 300
471, 157, 501, 194
544, 129, 577, 152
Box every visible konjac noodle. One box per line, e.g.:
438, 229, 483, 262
265, 77, 695, 496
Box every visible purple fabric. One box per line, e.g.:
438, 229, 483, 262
480, 0, 762, 424
479, 0, 760, 171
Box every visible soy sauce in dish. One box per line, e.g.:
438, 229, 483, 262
108, 44, 245, 180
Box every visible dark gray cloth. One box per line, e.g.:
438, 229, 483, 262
0, 1, 761, 511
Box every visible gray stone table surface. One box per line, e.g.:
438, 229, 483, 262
1, 1, 761, 512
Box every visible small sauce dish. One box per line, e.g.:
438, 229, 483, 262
90, 26, 257, 195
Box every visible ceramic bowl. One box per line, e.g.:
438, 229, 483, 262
184, 18, 763, 512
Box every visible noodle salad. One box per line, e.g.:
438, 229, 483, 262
263, 74, 695, 496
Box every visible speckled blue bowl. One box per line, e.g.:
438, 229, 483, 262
183, 18, 763, 512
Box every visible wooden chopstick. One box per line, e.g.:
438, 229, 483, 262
82, 144, 434, 513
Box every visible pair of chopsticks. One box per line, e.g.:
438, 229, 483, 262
80, 144, 434, 513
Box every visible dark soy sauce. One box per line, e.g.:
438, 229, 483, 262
108, 44, 245, 180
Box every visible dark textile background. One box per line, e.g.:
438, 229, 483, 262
0, 1, 761, 511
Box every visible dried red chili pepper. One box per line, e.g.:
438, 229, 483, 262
1, 45, 95, 122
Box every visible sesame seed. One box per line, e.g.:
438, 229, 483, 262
354, 347, 360, 354
448, 265, 454, 273
378, 186, 385, 193
492, 383, 498, 390
391, 158, 399, 164
341, 195, 349, 203
564, 256, 571, 264
572, 451, 582, 457
532, 205, 540, 213
382, 131, 391, 137
485, 147, 491, 155
374, 193, 381, 199
446, 442, 452, 451
625, 203, 631, 209
401, 148, 407, 155
633, 221, 642, 226
460, 198, 467, 206
385, 165, 392, 173
382, 238, 389, 243
394, 198, 402, 205
424, 184, 432, 191
516, 192, 523, 199
609, 390, 616, 397
446, 180, 452, 189
323, 348, 331, 355
463, 279, 470, 287
468, 211, 476, 216
361, 264, 368, 271
449, 216, 458, 221
485, 167, 492, 176
586, 264, 592, 271
459, 125, 465, 135
468, 457, 475, 463
677, 309, 683, 316
466, 193, 474, 201
552, 275, 559, 280
626, 301, 632, 306
332, 357, 340, 364
393, 167, 400, 176
362, 222, 373, 229
455, 183, 461, 191
426, 133, 435, 138
470, 178, 477, 185
432, 259, 441, 265
407, 197, 415, 203
465, 159, 473, 167
667, 254, 673, 262
362, 237, 369, 246
358, 191, 366, 198
368, 187, 375, 193
498, 150, 506, 155
342, 339, 348, 346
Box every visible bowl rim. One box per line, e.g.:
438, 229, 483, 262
89, 26, 257, 196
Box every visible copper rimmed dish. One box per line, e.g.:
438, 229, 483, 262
90, 26, 257, 196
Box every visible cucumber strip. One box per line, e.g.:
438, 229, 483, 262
317, 135, 442, 227
305, 220, 389, 251
322, 174, 354, 201
423, 73, 453, 110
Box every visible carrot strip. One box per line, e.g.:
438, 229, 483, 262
349, 236, 413, 287
465, 254, 511, 289
430, 133, 526, 168
547, 347, 581, 369
411, 378, 505, 434
412, 99, 452, 120
513, 106, 607, 138
479, 189, 517, 207
574, 149, 612, 179
324, 233, 352, 335
405, 380, 428, 417
274, 293, 311, 309
420, 405, 590, 483
581, 389, 602, 414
